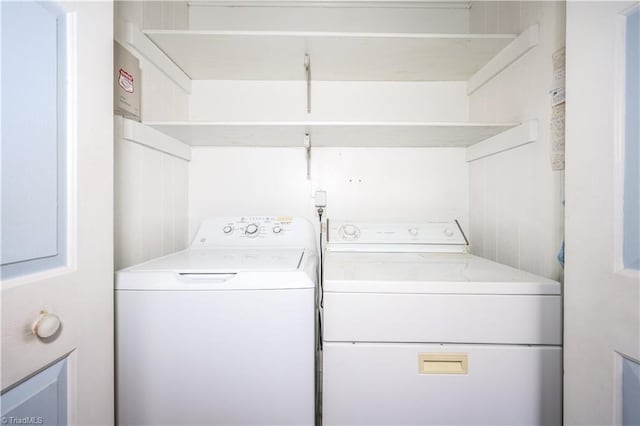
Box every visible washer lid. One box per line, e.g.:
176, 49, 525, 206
123, 248, 305, 273
324, 252, 560, 295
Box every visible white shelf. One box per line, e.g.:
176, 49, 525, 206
466, 120, 537, 162
144, 122, 519, 147
144, 30, 517, 81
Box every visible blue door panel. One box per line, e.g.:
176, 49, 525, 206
1, 359, 67, 426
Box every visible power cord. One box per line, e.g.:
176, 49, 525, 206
317, 206, 324, 308
316, 206, 324, 352
315, 205, 325, 426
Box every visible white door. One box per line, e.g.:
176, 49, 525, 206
565, 1, 640, 424
1, 1, 113, 424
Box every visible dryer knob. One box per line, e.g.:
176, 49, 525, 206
341, 224, 359, 240
444, 228, 455, 237
223, 225, 233, 234
408, 228, 418, 236
245, 223, 259, 235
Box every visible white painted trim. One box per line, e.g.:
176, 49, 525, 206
613, 351, 625, 426
466, 120, 536, 162
613, 10, 627, 274
122, 119, 192, 161
188, 1, 471, 9
1, 266, 75, 290
66, 350, 78, 426
467, 24, 539, 95
123, 21, 192, 94
65, 11, 78, 273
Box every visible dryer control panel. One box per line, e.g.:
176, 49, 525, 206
327, 220, 468, 253
191, 216, 316, 251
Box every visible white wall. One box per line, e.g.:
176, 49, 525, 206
468, 1, 565, 280
189, 81, 469, 122
114, 117, 190, 270
188, 147, 469, 241
187, 78, 470, 239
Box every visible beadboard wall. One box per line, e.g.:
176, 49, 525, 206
114, 2, 191, 270
468, 1, 566, 280
114, 117, 189, 270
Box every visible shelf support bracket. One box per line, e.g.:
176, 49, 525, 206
304, 54, 311, 114
304, 133, 311, 180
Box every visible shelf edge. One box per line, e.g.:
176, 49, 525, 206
143, 29, 518, 40
466, 120, 537, 162
144, 121, 520, 127
123, 119, 192, 161
466, 24, 539, 96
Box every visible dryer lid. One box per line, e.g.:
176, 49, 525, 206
323, 252, 560, 295
122, 248, 305, 273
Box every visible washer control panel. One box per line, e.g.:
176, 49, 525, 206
216, 217, 292, 239
327, 220, 468, 252
191, 216, 315, 250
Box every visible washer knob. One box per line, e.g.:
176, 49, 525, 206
273, 226, 282, 234
245, 223, 259, 235
223, 225, 233, 234
408, 228, 418, 236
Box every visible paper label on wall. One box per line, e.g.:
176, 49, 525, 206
550, 102, 565, 171
550, 47, 566, 170
114, 42, 141, 121
551, 47, 566, 107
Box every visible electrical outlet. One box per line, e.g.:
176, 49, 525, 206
314, 190, 327, 208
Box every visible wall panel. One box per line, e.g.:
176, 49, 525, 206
114, 117, 189, 270
188, 147, 469, 242
468, 1, 565, 280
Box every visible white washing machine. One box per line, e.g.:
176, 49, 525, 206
322, 220, 562, 426
116, 216, 317, 426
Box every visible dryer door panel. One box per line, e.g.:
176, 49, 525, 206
322, 342, 562, 426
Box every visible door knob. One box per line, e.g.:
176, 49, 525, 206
32, 311, 61, 339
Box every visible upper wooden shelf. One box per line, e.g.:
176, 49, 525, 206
143, 121, 519, 147
143, 30, 517, 81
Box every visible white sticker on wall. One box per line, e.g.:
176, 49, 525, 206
550, 102, 565, 171
550, 47, 566, 171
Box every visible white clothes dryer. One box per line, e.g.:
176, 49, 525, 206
116, 216, 317, 426
322, 220, 562, 426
